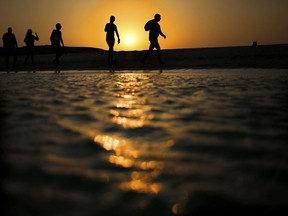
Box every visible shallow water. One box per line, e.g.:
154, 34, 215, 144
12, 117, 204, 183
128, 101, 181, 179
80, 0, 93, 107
1, 69, 288, 215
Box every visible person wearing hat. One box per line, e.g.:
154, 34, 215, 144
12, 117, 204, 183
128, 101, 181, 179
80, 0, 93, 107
50, 23, 65, 66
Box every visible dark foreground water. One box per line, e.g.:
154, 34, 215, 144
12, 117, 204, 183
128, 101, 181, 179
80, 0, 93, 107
1, 69, 288, 215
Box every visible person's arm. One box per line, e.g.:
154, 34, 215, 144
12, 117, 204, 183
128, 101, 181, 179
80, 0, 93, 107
35, 32, 39, 41
61, 39, 65, 47
50, 30, 54, 43
14, 35, 18, 48
159, 27, 166, 39
60, 32, 64, 47
115, 26, 120, 44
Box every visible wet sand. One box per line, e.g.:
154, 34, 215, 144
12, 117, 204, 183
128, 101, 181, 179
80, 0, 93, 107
1, 69, 288, 215
0, 44, 288, 72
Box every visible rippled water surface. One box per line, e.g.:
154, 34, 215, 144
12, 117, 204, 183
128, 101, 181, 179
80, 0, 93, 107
1, 69, 288, 215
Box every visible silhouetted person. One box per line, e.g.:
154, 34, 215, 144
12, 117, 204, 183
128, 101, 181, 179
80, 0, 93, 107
50, 23, 65, 66
105, 16, 120, 65
142, 14, 166, 64
24, 29, 39, 65
2, 27, 18, 69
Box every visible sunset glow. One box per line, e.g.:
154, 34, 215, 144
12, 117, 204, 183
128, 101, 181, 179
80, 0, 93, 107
1, 0, 288, 50
124, 35, 134, 46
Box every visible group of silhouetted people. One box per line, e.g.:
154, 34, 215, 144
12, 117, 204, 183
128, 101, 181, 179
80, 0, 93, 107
2, 24, 64, 69
2, 28, 42, 68
2, 14, 166, 69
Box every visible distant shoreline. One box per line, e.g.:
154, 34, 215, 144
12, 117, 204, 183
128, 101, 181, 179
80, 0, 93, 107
1, 44, 287, 72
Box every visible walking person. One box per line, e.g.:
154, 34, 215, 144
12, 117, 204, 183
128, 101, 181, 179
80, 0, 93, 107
142, 14, 166, 64
50, 23, 65, 66
2, 27, 18, 69
24, 29, 39, 65
105, 16, 120, 65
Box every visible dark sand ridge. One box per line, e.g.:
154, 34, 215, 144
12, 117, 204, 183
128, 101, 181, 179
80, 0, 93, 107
0, 44, 287, 72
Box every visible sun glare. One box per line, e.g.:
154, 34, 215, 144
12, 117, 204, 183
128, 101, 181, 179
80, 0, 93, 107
124, 35, 135, 46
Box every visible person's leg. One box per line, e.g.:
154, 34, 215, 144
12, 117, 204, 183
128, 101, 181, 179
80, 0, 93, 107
56, 50, 62, 60
55, 48, 63, 66
155, 42, 164, 64
107, 38, 115, 65
52, 45, 62, 66
52, 46, 58, 65
53, 53, 59, 66
5, 54, 9, 69
53, 55, 59, 66
24, 55, 29, 65
142, 41, 155, 64
13, 49, 17, 67
28, 47, 35, 64
108, 45, 113, 64
31, 54, 35, 65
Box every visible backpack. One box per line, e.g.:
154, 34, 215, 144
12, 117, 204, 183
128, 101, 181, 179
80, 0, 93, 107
144, 20, 152, 31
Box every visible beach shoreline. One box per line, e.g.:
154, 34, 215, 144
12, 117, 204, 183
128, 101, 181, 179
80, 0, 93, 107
0, 44, 288, 72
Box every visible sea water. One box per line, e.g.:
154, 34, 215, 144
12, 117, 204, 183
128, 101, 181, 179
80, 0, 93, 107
1, 69, 288, 215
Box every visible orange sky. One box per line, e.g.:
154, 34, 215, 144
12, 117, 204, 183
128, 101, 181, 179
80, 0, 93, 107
1, 0, 288, 50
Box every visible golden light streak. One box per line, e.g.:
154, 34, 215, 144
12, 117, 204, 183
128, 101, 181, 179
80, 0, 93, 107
92, 74, 175, 194
120, 171, 162, 194
94, 133, 166, 194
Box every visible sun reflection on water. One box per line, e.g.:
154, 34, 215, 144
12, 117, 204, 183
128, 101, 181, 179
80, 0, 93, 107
94, 135, 139, 158
93, 74, 170, 194
120, 171, 162, 194
110, 94, 152, 129
94, 134, 164, 194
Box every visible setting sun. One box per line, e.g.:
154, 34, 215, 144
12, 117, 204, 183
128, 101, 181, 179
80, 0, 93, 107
124, 35, 134, 46
123, 35, 136, 47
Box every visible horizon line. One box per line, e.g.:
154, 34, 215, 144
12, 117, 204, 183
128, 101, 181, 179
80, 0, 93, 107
3, 43, 287, 52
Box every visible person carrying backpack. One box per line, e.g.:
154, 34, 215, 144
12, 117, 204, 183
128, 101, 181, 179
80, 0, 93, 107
142, 14, 166, 64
